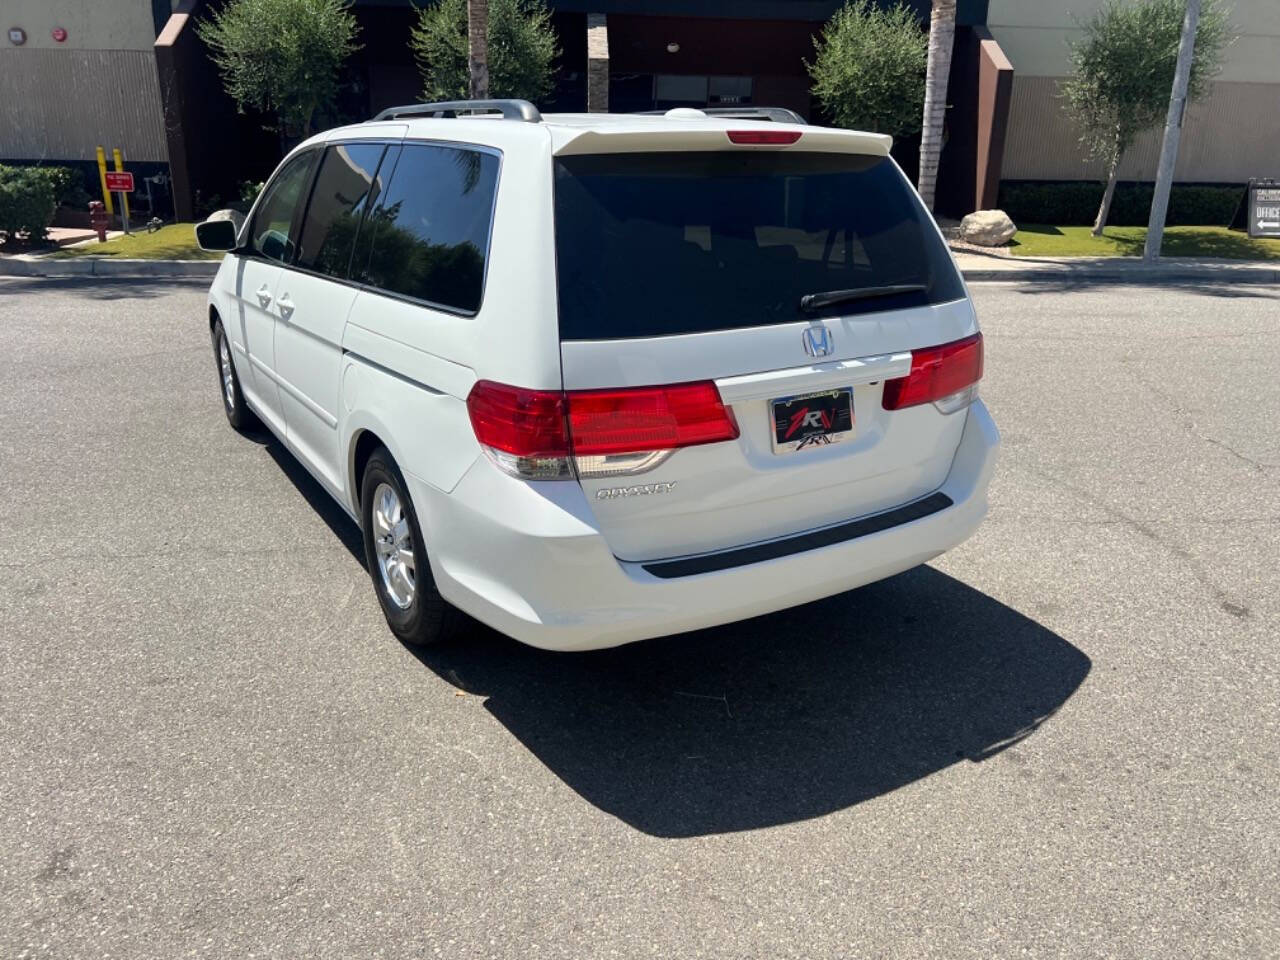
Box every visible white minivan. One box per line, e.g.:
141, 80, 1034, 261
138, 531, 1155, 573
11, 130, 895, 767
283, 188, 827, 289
197, 99, 999, 652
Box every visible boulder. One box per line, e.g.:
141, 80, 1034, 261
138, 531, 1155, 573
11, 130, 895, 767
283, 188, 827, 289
205, 208, 245, 232
958, 209, 1017, 247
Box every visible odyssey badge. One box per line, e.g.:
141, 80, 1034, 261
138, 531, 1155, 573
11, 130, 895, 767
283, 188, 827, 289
596, 481, 678, 500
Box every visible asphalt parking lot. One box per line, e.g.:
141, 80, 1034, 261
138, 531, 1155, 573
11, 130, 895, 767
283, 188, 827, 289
1, 275, 1277, 958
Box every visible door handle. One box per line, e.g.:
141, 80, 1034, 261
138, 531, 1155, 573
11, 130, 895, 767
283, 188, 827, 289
255, 285, 273, 307
276, 294, 295, 319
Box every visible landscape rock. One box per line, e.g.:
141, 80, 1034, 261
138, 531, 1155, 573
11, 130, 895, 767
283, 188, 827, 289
205, 208, 245, 232
959, 209, 1017, 247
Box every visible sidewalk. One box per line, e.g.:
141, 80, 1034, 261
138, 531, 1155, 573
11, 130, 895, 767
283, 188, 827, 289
2, 249, 1279, 283
47, 227, 125, 247
953, 250, 1280, 284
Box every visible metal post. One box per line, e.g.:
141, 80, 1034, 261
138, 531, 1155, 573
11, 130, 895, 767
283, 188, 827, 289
1144, 0, 1201, 262
118, 193, 130, 235
112, 148, 131, 226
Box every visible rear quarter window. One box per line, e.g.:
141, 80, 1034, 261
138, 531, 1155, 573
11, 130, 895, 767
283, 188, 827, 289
553, 151, 965, 340
356, 143, 500, 314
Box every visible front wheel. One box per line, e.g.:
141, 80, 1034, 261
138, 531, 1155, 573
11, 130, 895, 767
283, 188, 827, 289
360, 447, 465, 647
211, 318, 258, 432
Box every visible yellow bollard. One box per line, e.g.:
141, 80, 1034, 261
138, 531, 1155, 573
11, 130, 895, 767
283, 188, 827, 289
96, 146, 113, 216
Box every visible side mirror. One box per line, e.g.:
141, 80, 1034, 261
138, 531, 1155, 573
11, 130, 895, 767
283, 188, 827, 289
258, 229, 292, 262
195, 218, 239, 252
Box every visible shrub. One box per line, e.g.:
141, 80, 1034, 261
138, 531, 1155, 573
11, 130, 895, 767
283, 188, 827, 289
411, 0, 558, 104
53, 167, 93, 209
37, 166, 92, 209
999, 182, 1243, 228
807, 0, 927, 136
0, 165, 61, 244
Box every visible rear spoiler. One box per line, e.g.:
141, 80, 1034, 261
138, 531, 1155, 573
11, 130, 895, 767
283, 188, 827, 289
552, 124, 892, 157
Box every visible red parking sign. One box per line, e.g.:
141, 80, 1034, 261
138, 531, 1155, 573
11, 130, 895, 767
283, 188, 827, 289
104, 171, 134, 192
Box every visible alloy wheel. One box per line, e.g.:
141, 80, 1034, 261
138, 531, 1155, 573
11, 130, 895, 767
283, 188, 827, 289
218, 333, 235, 408
371, 482, 416, 609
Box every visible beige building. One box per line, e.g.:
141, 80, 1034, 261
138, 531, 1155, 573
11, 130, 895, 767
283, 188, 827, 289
0, 0, 170, 164
989, 0, 1280, 183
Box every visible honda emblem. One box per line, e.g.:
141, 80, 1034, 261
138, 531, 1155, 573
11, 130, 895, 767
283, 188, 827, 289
803, 326, 833, 358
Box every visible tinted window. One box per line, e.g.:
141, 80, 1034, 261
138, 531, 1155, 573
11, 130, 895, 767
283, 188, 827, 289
295, 143, 387, 278
250, 150, 318, 263
554, 152, 966, 340
358, 144, 499, 313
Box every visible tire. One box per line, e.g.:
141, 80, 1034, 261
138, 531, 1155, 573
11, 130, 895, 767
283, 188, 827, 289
360, 446, 464, 647
211, 318, 259, 432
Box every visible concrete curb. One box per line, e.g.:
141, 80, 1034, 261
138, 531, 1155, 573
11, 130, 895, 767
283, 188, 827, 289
953, 251, 1280, 285
2, 255, 1278, 285
0, 257, 219, 279
962, 264, 1280, 284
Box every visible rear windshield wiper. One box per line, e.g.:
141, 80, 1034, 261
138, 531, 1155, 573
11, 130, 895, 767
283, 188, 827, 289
799, 283, 928, 314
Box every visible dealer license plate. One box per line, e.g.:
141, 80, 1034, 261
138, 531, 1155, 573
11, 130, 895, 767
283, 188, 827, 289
770, 387, 854, 453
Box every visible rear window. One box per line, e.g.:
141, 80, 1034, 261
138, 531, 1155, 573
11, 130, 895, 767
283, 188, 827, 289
553, 151, 965, 340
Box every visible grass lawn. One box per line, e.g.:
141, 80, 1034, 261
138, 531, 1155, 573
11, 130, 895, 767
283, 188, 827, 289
50, 223, 219, 260
1009, 224, 1280, 260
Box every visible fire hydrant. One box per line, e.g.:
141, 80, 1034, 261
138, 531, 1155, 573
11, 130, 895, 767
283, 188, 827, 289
88, 201, 109, 242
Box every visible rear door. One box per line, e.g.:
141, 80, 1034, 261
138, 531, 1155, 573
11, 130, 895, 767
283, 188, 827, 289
553, 145, 978, 563
274, 140, 391, 494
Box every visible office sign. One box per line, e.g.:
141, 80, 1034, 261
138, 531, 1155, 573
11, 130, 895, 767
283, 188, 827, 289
1249, 178, 1280, 239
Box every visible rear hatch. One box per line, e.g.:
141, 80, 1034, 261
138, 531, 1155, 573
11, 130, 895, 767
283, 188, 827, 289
552, 129, 979, 563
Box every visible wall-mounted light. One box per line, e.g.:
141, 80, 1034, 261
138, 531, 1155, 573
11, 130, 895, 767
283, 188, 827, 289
51, 26, 68, 42
666, 42, 680, 54
8, 27, 26, 45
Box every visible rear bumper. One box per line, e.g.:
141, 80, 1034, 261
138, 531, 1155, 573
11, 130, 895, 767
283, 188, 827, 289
410, 400, 999, 652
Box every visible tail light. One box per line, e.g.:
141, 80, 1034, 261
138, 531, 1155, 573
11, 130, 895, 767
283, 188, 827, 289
464, 381, 572, 479
882, 333, 983, 414
467, 380, 739, 480
727, 130, 802, 145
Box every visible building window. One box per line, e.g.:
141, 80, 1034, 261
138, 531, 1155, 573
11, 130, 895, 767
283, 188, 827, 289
652, 75, 753, 110
709, 76, 752, 105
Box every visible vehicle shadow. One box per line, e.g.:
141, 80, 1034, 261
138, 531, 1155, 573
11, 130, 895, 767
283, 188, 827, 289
408, 567, 1091, 838
249, 416, 1090, 837
254, 429, 367, 564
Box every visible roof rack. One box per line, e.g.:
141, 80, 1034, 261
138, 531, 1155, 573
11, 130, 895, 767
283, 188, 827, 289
372, 99, 541, 123
636, 106, 807, 124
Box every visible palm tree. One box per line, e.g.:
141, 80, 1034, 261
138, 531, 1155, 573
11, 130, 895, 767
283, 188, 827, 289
468, 0, 489, 99
918, 0, 956, 211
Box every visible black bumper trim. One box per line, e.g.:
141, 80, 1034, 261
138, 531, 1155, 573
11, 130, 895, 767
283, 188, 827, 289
640, 491, 954, 579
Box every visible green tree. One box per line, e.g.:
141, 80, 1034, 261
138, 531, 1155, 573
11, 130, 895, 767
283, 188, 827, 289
197, 0, 361, 138
807, 0, 927, 137
1062, 0, 1230, 235
411, 0, 558, 104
